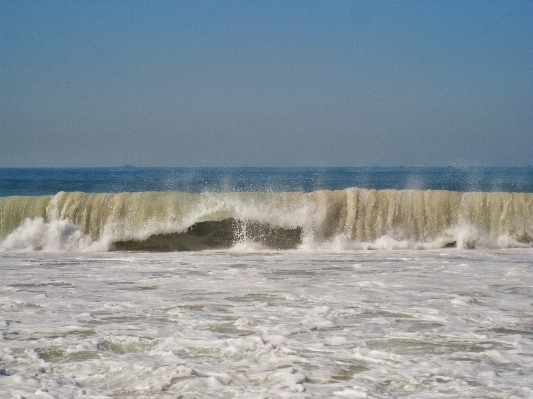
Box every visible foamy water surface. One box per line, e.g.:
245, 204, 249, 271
1, 248, 532, 398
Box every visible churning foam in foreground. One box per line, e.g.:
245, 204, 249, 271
0, 188, 532, 251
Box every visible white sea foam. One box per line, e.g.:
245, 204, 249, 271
0, 218, 96, 252
1, 249, 532, 398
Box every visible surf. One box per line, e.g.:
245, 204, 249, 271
0, 188, 532, 251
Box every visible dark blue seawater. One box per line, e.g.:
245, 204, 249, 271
1, 167, 533, 197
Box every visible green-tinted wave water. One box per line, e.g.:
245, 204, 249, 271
1, 188, 532, 251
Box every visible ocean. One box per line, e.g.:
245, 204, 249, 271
1, 167, 532, 398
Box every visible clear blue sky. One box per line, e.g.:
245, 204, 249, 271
1, 0, 532, 167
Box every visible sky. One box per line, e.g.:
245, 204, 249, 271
1, 1, 532, 167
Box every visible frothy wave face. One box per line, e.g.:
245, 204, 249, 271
0, 218, 95, 252
0, 188, 532, 252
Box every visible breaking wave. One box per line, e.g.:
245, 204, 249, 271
0, 188, 532, 252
